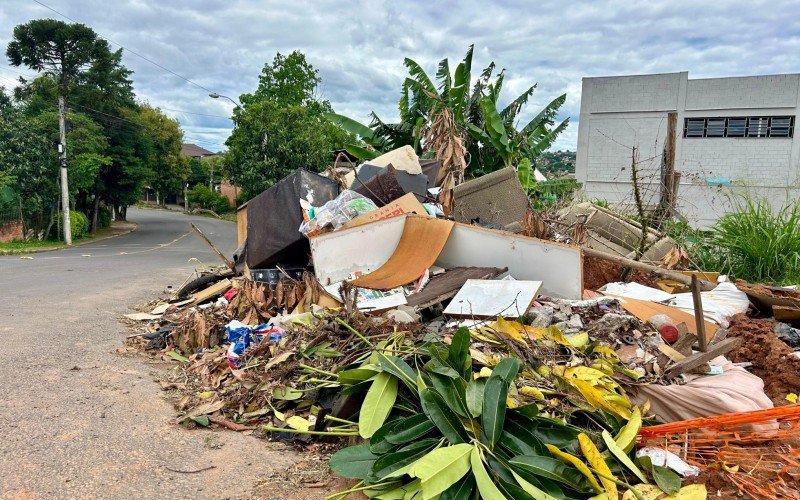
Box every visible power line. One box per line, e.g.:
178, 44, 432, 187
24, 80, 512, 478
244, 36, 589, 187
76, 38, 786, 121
69, 102, 227, 149
31, 0, 216, 95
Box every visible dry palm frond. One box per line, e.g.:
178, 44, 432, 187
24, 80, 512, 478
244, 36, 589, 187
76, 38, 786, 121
423, 97, 467, 217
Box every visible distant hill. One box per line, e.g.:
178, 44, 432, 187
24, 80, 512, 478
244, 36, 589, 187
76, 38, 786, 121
536, 150, 575, 176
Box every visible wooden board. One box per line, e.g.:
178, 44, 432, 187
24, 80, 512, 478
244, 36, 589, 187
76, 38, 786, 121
191, 278, 232, 305
237, 204, 248, 246
665, 337, 743, 379
610, 295, 718, 343
406, 267, 506, 310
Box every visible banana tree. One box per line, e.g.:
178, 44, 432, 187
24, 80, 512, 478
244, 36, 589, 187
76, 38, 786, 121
467, 93, 569, 189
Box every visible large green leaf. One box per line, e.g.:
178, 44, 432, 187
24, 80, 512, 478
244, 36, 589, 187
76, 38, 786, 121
337, 367, 379, 385
447, 327, 472, 378
377, 353, 418, 392
412, 443, 473, 500
440, 473, 475, 500
499, 417, 547, 457
529, 416, 581, 452
491, 358, 522, 384
436, 57, 452, 101
345, 144, 380, 161
430, 373, 470, 418
510, 456, 591, 492
521, 94, 566, 136
471, 446, 507, 499
329, 444, 378, 479
638, 456, 681, 495
385, 413, 436, 444
359, 372, 399, 438
480, 96, 510, 149
324, 112, 376, 142
482, 374, 509, 447
510, 469, 557, 500
370, 419, 401, 454
465, 378, 485, 418
374, 438, 439, 479
421, 388, 469, 444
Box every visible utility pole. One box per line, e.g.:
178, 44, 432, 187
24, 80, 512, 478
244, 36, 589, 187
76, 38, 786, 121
58, 95, 72, 245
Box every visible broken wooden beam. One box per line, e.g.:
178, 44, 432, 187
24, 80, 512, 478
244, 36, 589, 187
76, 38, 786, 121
691, 274, 708, 352
664, 337, 743, 379
583, 247, 716, 291
191, 222, 236, 272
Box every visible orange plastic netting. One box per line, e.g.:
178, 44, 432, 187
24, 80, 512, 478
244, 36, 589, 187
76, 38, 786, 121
638, 405, 800, 498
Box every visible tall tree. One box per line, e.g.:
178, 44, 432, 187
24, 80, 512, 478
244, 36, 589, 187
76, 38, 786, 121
225, 51, 351, 200
138, 104, 189, 205
7, 19, 108, 244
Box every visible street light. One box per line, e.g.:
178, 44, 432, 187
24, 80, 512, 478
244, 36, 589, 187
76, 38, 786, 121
208, 92, 241, 108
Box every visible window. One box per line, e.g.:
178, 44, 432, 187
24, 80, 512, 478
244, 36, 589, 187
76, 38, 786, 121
683, 116, 794, 138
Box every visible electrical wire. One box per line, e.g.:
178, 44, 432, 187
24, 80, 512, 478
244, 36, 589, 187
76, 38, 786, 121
31, 0, 216, 95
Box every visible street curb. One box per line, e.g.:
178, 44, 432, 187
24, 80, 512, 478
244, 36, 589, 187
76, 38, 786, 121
0, 222, 139, 256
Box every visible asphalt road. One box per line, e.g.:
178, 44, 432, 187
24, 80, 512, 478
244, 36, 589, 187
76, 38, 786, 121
0, 208, 301, 499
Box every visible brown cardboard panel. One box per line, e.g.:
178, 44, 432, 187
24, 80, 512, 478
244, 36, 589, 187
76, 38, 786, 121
611, 295, 718, 343
349, 217, 455, 290
341, 193, 427, 230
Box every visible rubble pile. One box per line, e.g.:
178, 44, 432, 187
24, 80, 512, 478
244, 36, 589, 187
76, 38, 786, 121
126, 147, 800, 498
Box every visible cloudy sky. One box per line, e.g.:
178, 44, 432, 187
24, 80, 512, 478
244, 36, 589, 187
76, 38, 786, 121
2, 0, 799, 152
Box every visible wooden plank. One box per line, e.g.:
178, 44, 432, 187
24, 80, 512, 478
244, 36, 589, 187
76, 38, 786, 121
671, 332, 698, 357
611, 295, 718, 343
658, 344, 686, 362
665, 337, 742, 379
237, 205, 247, 246
191, 278, 232, 305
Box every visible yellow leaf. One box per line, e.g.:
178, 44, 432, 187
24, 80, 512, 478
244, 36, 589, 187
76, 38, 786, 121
286, 415, 311, 431
520, 386, 546, 400
493, 316, 528, 345
787, 393, 798, 403
567, 332, 590, 348
558, 366, 610, 382
602, 430, 648, 483
579, 433, 617, 498
545, 443, 603, 493
544, 325, 573, 346
506, 397, 518, 408
197, 391, 213, 399
623, 484, 708, 500
476, 367, 493, 379
614, 407, 642, 453
570, 379, 632, 419
593, 346, 620, 359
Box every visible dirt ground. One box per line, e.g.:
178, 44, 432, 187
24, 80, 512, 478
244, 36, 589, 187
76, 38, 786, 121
582, 256, 661, 291
727, 313, 800, 406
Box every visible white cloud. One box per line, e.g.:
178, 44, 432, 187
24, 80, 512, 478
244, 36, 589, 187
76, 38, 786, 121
3, 0, 800, 152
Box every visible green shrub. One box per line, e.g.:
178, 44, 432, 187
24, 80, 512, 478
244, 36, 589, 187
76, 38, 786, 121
711, 199, 800, 284
98, 206, 112, 228
187, 185, 232, 214
666, 199, 800, 284
70, 210, 89, 238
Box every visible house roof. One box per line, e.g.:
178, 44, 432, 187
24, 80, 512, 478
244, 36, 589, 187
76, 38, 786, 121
181, 143, 216, 157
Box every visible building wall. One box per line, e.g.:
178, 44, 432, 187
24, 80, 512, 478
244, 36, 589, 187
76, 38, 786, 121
0, 220, 24, 243
218, 180, 239, 209
576, 71, 800, 228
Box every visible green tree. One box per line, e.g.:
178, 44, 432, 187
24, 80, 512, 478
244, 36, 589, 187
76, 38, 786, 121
7, 19, 110, 243
138, 104, 189, 203
225, 51, 351, 200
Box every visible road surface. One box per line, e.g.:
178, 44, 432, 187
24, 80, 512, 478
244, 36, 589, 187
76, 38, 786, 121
0, 208, 302, 499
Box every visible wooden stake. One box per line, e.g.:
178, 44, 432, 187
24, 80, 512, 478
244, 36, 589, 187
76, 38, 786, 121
191, 222, 235, 271
691, 274, 708, 351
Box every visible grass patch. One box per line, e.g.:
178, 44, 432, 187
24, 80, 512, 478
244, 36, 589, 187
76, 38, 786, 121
667, 198, 800, 285
0, 225, 124, 254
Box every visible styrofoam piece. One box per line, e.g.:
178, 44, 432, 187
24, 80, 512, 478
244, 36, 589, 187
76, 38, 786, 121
443, 279, 542, 318
310, 215, 584, 299
368, 145, 422, 174
435, 223, 583, 299
310, 216, 405, 284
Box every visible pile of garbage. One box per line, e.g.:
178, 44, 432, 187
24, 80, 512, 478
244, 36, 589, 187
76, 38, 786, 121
126, 146, 800, 498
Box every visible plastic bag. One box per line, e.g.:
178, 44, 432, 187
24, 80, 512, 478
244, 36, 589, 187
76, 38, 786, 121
299, 190, 378, 236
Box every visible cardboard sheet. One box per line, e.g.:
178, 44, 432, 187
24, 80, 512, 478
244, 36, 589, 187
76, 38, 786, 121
443, 279, 542, 318
349, 217, 455, 290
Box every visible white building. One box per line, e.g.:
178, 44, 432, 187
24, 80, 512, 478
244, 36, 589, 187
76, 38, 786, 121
576, 71, 800, 227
